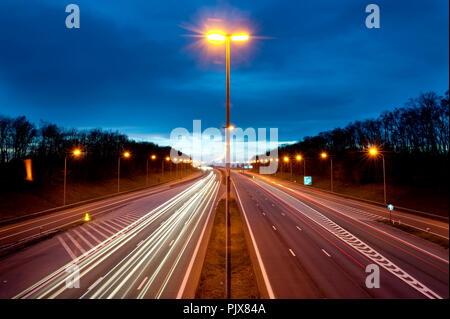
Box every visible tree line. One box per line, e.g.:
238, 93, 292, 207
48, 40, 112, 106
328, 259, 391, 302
0, 117, 175, 190
270, 90, 449, 186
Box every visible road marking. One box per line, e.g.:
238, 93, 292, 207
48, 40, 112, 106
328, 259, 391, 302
272, 225, 277, 231
86, 224, 109, 239
322, 249, 331, 257
233, 182, 275, 299
176, 180, 220, 299
72, 229, 94, 249
137, 277, 148, 290
107, 219, 127, 231
111, 218, 128, 227
57, 236, 76, 260
92, 223, 115, 236
296, 226, 302, 231
289, 249, 296, 257
137, 240, 143, 246
0, 183, 174, 238
102, 221, 122, 233
169, 240, 175, 247
79, 226, 102, 244
249, 177, 444, 299
281, 213, 286, 216
66, 233, 86, 254
262, 212, 266, 216
267, 176, 450, 257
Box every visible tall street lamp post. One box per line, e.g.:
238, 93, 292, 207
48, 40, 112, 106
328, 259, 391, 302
63, 148, 82, 206
369, 147, 387, 205
321, 152, 333, 192
147, 154, 156, 186
296, 155, 306, 179
206, 31, 249, 299
118, 151, 130, 193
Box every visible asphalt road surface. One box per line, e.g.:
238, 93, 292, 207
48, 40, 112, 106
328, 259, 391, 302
232, 172, 449, 299
0, 171, 219, 299
0, 172, 203, 250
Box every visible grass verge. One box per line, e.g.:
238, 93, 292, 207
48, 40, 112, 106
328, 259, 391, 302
378, 219, 449, 249
195, 197, 260, 299
0, 169, 196, 221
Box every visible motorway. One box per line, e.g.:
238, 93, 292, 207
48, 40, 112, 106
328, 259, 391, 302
0, 172, 203, 250
232, 172, 449, 299
0, 171, 220, 299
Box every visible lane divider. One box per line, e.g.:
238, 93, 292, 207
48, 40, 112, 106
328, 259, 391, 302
239, 173, 443, 299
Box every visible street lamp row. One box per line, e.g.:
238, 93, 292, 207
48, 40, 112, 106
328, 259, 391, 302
63, 149, 192, 205
251, 147, 386, 203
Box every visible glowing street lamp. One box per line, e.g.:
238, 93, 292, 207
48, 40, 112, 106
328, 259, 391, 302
63, 148, 83, 206
118, 151, 131, 192
296, 154, 306, 177
162, 155, 171, 177
206, 30, 249, 299
146, 154, 157, 186
368, 146, 387, 205
321, 152, 333, 192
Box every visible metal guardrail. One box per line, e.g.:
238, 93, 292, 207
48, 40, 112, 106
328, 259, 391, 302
0, 172, 204, 227
243, 172, 449, 223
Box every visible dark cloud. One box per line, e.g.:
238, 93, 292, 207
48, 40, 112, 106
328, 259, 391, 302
0, 0, 448, 143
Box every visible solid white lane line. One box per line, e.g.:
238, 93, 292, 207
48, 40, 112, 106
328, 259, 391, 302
289, 249, 296, 257
137, 277, 148, 290
296, 226, 302, 231
0, 185, 171, 236
322, 249, 331, 257
176, 180, 220, 299
72, 229, 95, 249
264, 176, 450, 255
13, 174, 212, 300
66, 233, 86, 254
58, 236, 77, 260
252, 177, 444, 299
233, 181, 275, 299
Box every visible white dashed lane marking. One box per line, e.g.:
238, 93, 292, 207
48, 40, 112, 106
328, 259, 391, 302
322, 249, 331, 257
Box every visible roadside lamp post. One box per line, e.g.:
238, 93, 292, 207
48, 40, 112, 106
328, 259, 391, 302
321, 152, 333, 192
368, 147, 387, 205
118, 151, 130, 193
146, 155, 157, 186
206, 31, 249, 299
162, 156, 170, 177
296, 155, 306, 179
63, 148, 82, 206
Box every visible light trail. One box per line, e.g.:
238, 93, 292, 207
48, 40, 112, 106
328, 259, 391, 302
13, 172, 219, 299
237, 173, 443, 299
